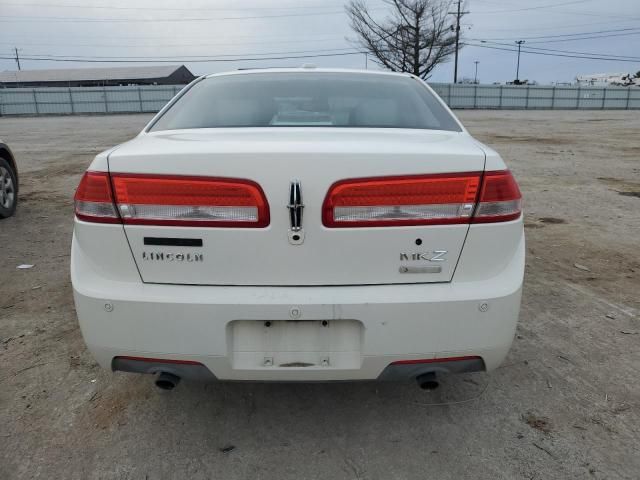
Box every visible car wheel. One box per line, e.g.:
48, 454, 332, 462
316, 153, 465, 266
0, 157, 18, 218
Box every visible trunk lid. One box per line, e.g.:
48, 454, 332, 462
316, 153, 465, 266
108, 128, 485, 286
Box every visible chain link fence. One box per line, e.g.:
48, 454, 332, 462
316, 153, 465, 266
1, 83, 639, 116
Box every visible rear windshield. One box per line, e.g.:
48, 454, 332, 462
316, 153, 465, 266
149, 72, 461, 132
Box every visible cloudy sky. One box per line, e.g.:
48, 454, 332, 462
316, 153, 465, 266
0, 0, 639, 84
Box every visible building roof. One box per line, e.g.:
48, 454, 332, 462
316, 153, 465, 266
0, 65, 189, 84
575, 73, 627, 80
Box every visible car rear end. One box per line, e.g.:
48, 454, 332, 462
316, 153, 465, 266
71, 69, 524, 386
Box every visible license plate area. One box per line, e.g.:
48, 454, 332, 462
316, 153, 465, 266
229, 320, 363, 370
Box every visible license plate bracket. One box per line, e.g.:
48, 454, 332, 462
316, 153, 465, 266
230, 320, 362, 369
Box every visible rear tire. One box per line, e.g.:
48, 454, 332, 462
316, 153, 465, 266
0, 157, 18, 219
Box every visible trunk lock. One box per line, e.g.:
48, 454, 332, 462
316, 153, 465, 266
288, 230, 305, 245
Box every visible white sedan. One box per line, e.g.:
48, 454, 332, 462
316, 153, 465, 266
72, 68, 524, 390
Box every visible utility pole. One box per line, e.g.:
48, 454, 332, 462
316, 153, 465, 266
14, 47, 21, 71
450, 0, 469, 84
515, 40, 525, 83
474, 60, 479, 84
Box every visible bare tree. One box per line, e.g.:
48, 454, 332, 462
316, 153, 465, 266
346, 0, 458, 79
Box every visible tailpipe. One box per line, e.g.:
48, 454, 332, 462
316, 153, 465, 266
416, 372, 439, 390
155, 372, 181, 391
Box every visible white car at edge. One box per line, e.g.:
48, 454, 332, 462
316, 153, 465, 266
71, 68, 524, 390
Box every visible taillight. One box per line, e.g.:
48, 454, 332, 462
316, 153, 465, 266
323, 170, 521, 227
472, 170, 522, 223
322, 172, 482, 227
111, 174, 269, 227
74, 172, 270, 227
74, 171, 120, 223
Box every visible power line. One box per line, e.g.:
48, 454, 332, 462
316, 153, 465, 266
478, 41, 640, 61
474, 0, 595, 14
6, 18, 633, 39
0, 39, 349, 49
470, 29, 640, 50
10, 47, 360, 60
0, 2, 351, 11
474, 0, 640, 20
0, 13, 343, 22
552, 9, 640, 21
472, 19, 640, 34
0, 32, 344, 42
7, 33, 639, 66
0, 51, 366, 64
518, 31, 640, 45
472, 27, 640, 42
464, 42, 640, 63
13, 41, 637, 64
7, 42, 639, 66
477, 31, 640, 46
0, 7, 384, 23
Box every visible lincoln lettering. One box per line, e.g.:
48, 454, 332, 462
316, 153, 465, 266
142, 252, 204, 262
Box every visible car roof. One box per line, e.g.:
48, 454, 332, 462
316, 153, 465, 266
204, 68, 414, 80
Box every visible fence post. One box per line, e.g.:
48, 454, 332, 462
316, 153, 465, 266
601, 87, 607, 109
576, 86, 581, 109
447, 83, 452, 107
137, 86, 143, 113
0, 90, 3, 117
626, 87, 632, 110
473, 85, 478, 109
498, 85, 503, 108
525, 86, 530, 109
103, 86, 109, 113
551, 86, 556, 109
68, 88, 75, 114
32, 89, 40, 115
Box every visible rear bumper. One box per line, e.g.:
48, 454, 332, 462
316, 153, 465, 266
111, 355, 486, 382
72, 233, 524, 382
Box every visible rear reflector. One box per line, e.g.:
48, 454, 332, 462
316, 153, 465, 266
74, 172, 270, 227
114, 356, 203, 366
323, 173, 482, 227
473, 170, 522, 223
74, 171, 120, 223
324, 170, 521, 227
390, 355, 483, 365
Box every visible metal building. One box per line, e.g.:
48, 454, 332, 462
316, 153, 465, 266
0, 65, 196, 88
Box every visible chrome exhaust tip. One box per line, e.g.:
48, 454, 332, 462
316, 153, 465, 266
416, 372, 439, 390
155, 372, 181, 391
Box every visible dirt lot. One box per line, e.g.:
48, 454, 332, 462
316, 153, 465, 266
1, 111, 639, 479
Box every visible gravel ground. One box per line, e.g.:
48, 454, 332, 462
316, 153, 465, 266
0, 111, 639, 480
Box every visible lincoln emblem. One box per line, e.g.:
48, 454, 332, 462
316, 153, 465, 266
287, 180, 305, 245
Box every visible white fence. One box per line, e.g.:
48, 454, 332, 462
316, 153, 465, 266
1, 83, 639, 116
0, 85, 182, 116
429, 83, 640, 110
